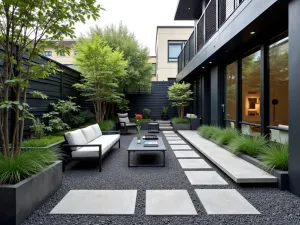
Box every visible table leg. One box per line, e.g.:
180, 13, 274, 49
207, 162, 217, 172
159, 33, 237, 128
163, 151, 165, 167
128, 151, 130, 167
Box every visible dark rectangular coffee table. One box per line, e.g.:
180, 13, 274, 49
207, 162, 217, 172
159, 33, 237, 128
127, 137, 166, 167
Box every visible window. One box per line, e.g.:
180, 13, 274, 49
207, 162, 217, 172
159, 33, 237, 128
242, 49, 261, 135
44, 51, 52, 57
269, 37, 289, 126
168, 41, 186, 62
225, 62, 237, 127
152, 63, 156, 76
60, 52, 65, 56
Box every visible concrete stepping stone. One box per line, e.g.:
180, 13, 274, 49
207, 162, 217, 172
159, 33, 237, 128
50, 190, 137, 215
185, 171, 228, 185
146, 190, 197, 215
164, 134, 179, 137
163, 131, 175, 134
166, 137, 182, 140
174, 151, 200, 158
195, 189, 260, 214
170, 145, 192, 150
168, 140, 186, 145
178, 159, 211, 169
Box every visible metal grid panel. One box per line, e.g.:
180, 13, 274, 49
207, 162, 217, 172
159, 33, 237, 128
178, 51, 183, 73
189, 31, 195, 61
197, 16, 205, 52
205, 0, 217, 43
219, 0, 241, 27
184, 42, 189, 66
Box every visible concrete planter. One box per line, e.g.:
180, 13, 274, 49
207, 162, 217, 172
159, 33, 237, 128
186, 118, 201, 130
21, 140, 64, 150
172, 123, 191, 131
0, 161, 63, 225
202, 136, 289, 190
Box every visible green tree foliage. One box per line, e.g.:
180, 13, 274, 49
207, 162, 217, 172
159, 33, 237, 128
90, 23, 153, 91
0, 0, 102, 155
74, 34, 127, 122
168, 82, 193, 119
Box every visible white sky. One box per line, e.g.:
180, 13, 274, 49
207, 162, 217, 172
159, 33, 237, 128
75, 0, 193, 56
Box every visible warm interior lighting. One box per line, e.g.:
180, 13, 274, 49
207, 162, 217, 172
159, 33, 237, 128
250, 31, 256, 35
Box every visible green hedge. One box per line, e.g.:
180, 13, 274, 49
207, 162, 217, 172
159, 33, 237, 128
171, 117, 189, 124
99, 120, 115, 131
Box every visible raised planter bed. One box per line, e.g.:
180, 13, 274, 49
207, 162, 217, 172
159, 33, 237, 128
202, 136, 289, 190
21, 140, 65, 150
172, 123, 191, 131
186, 118, 201, 130
0, 161, 63, 225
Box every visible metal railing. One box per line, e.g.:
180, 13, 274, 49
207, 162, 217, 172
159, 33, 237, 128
177, 0, 244, 74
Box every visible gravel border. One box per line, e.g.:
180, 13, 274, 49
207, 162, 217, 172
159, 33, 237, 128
23, 131, 300, 225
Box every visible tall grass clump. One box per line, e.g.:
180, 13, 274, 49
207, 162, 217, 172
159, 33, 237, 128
229, 135, 267, 157
198, 125, 211, 138
217, 128, 240, 145
0, 148, 60, 185
198, 125, 222, 140
259, 143, 288, 171
210, 127, 223, 140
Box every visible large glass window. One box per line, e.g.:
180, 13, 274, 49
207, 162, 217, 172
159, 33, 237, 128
242, 49, 261, 135
168, 41, 185, 62
269, 37, 289, 126
152, 63, 156, 76
225, 62, 237, 127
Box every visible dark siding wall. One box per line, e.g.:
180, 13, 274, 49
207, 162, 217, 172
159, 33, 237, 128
127, 81, 178, 119
201, 74, 211, 125
210, 66, 221, 126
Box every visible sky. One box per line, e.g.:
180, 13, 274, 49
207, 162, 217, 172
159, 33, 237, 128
75, 0, 193, 56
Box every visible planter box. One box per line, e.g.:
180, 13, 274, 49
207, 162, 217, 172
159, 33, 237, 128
0, 161, 63, 225
21, 140, 65, 150
186, 118, 201, 130
203, 136, 289, 190
172, 123, 191, 131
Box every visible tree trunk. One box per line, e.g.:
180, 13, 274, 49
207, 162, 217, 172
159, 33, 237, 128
11, 85, 21, 155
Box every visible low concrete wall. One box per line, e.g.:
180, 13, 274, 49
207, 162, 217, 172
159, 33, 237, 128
0, 161, 63, 225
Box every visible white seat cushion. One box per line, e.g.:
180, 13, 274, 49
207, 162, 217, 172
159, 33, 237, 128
81, 126, 97, 143
91, 124, 102, 137
72, 134, 120, 158
65, 130, 87, 150
119, 117, 130, 124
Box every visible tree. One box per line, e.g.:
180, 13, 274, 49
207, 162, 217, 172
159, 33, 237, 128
0, 0, 102, 155
73, 34, 127, 123
90, 23, 153, 91
168, 82, 193, 119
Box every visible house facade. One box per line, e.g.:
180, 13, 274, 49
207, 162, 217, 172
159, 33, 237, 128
155, 26, 194, 81
174, 0, 300, 197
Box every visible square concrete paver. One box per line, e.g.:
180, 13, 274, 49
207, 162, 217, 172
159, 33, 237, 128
166, 137, 182, 141
146, 190, 197, 215
170, 145, 192, 150
50, 190, 137, 215
185, 171, 228, 185
164, 134, 179, 137
195, 189, 260, 214
168, 140, 186, 145
163, 131, 175, 134
178, 159, 211, 169
174, 151, 200, 158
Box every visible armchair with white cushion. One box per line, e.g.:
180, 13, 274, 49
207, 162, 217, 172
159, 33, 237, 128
117, 113, 137, 135
64, 124, 120, 172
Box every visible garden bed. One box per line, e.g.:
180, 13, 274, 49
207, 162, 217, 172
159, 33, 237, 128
0, 161, 63, 225
199, 133, 289, 190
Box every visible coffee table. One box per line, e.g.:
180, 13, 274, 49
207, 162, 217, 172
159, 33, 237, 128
127, 137, 166, 167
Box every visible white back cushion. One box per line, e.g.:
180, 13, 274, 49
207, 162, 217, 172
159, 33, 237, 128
119, 117, 130, 124
81, 126, 97, 143
65, 130, 87, 150
92, 124, 102, 137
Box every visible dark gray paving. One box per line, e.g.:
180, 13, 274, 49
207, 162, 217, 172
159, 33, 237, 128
23, 131, 300, 225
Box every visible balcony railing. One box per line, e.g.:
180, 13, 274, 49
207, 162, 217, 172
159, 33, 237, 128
177, 0, 244, 74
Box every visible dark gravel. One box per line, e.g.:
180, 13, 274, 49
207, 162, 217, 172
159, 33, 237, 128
23, 131, 300, 225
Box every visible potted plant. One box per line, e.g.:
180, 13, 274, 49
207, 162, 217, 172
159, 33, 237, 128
168, 82, 193, 131
161, 107, 169, 120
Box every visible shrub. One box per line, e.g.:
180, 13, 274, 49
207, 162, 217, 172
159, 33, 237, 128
22, 136, 64, 147
259, 143, 288, 171
30, 119, 45, 139
198, 125, 211, 138
143, 108, 151, 119
99, 120, 115, 131
171, 117, 189, 124
230, 135, 267, 157
217, 128, 239, 145
0, 148, 60, 185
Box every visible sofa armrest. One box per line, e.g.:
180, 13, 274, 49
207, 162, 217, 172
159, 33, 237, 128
63, 144, 102, 148
102, 130, 120, 135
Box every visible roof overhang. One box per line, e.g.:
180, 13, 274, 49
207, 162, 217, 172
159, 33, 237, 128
174, 0, 203, 20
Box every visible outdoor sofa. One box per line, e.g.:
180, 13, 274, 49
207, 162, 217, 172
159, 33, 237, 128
64, 124, 120, 172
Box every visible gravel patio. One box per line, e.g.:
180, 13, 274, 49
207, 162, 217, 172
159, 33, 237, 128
23, 131, 300, 225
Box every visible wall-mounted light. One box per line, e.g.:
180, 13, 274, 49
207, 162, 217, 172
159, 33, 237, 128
250, 31, 255, 35
209, 62, 212, 64
188, 7, 191, 10
202, 67, 205, 69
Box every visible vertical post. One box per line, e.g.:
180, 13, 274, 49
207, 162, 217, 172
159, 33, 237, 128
236, 59, 242, 130
260, 43, 270, 137
289, 0, 300, 197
